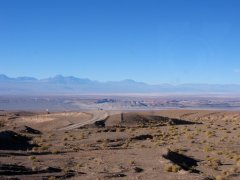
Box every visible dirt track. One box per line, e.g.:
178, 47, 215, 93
58, 110, 109, 131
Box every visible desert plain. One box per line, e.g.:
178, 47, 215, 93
0, 108, 240, 180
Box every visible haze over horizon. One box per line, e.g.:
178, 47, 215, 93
1, 73, 240, 86
1, 0, 240, 84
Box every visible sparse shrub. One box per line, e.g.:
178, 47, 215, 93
64, 168, 73, 174
76, 163, 82, 169
28, 156, 39, 163
187, 134, 194, 140
31, 165, 38, 171
130, 160, 135, 165
101, 141, 108, 150
206, 157, 222, 170
32, 147, 39, 152
51, 149, 60, 154
29, 156, 36, 161
0, 120, 5, 127
215, 175, 226, 180
221, 170, 230, 176
204, 146, 213, 152
122, 139, 130, 148
237, 160, 240, 167
48, 176, 56, 180
39, 146, 49, 151
41, 138, 47, 143
230, 166, 239, 173
164, 164, 181, 173
140, 144, 146, 148
79, 133, 85, 139
206, 131, 215, 138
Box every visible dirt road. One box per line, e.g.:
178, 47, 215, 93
58, 110, 109, 131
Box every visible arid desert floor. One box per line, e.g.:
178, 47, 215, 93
0, 110, 240, 180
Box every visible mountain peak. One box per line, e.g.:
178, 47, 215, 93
122, 79, 136, 83
0, 74, 11, 80
46, 75, 92, 84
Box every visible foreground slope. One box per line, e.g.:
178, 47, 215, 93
0, 110, 240, 179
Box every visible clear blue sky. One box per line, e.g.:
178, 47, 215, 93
0, 0, 240, 84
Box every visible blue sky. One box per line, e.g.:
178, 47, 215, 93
0, 0, 240, 84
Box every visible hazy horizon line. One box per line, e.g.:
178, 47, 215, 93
2, 73, 240, 86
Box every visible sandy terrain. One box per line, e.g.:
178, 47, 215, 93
0, 110, 240, 180
17, 112, 94, 131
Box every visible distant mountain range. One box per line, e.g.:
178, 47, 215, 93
0, 74, 240, 95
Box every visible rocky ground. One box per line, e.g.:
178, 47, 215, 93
0, 110, 240, 180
